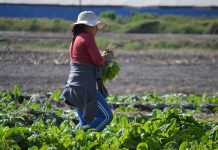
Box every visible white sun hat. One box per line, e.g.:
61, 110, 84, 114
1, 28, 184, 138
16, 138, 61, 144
70, 11, 106, 31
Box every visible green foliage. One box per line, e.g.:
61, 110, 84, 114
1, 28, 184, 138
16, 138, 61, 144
13, 85, 21, 98
100, 11, 121, 22
206, 21, 218, 34
0, 18, 71, 32
128, 12, 156, 22
107, 92, 218, 105
1, 13, 218, 34
145, 39, 218, 50
121, 20, 160, 33
101, 13, 218, 34
159, 16, 206, 34
32, 40, 54, 48
49, 89, 61, 102
124, 41, 144, 50
1, 15, 218, 52
0, 87, 217, 149
3, 36, 218, 51
117, 105, 138, 112
0, 35, 70, 51
102, 61, 121, 83
146, 40, 190, 49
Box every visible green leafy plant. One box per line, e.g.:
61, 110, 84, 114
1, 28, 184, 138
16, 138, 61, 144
102, 61, 120, 83
49, 89, 61, 102
0, 86, 217, 149
102, 44, 121, 83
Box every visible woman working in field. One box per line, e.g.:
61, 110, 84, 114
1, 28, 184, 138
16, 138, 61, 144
62, 11, 113, 134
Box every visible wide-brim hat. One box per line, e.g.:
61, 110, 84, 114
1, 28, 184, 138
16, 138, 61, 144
70, 11, 106, 31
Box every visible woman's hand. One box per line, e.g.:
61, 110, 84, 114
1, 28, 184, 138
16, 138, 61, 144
102, 44, 116, 64
103, 53, 114, 64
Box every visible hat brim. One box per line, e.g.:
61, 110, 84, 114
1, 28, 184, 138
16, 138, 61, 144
69, 21, 106, 31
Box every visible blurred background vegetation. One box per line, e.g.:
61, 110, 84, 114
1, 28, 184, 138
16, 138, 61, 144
0, 11, 218, 34
1, 11, 218, 51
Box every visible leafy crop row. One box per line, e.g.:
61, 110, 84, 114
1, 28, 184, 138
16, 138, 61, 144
0, 86, 217, 149
108, 93, 218, 113
107, 92, 218, 106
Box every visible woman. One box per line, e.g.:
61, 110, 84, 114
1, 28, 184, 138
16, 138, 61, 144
62, 11, 113, 133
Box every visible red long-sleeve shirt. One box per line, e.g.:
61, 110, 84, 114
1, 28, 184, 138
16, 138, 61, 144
70, 32, 104, 65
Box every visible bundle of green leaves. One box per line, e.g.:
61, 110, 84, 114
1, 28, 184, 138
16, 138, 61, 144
101, 44, 120, 83
102, 61, 120, 83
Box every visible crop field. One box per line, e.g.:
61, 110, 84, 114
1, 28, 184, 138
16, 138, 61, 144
0, 31, 218, 149
0, 86, 217, 149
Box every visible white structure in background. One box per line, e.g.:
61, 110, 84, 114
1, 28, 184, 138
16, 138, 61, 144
0, 0, 218, 7
0, 0, 218, 19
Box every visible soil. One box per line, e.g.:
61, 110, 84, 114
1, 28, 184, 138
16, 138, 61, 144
0, 31, 218, 96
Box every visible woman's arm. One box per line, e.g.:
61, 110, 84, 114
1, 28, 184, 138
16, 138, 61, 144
85, 33, 104, 65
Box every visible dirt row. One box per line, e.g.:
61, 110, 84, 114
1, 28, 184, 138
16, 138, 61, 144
0, 31, 218, 96
0, 49, 218, 96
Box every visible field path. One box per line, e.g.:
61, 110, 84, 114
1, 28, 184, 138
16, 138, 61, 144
0, 31, 218, 95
